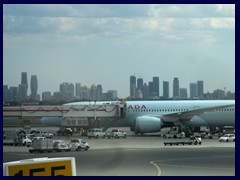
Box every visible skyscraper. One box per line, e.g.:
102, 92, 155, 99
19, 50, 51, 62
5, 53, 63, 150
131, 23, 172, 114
180, 88, 188, 98
190, 83, 198, 99
143, 83, 148, 99
130, 75, 136, 98
137, 78, 143, 93
197, 80, 204, 99
20, 72, 28, 100
163, 81, 169, 99
96, 84, 103, 101
148, 81, 153, 98
21, 72, 28, 88
152, 76, 159, 97
75, 83, 81, 97
30, 75, 38, 100
60, 82, 74, 101
173, 77, 179, 99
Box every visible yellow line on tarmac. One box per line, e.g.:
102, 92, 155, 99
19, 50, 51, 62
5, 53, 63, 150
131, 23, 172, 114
150, 161, 161, 176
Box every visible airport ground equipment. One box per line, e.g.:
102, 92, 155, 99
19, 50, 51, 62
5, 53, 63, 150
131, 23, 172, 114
69, 139, 89, 151
3, 101, 127, 128
29, 139, 54, 153
53, 140, 71, 152
87, 128, 106, 139
162, 127, 183, 139
29, 138, 89, 153
164, 137, 202, 146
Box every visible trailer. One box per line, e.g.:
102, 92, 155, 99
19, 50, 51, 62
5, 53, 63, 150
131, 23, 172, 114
164, 137, 202, 146
29, 138, 90, 153
29, 139, 54, 153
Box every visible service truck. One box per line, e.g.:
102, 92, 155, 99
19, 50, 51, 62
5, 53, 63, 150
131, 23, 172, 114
162, 127, 183, 139
87, 128, 105, 139
69, 139, 89, 151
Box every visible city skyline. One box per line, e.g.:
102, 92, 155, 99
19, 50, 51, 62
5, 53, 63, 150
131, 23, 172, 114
3, 4, 235, 97
3, 72, 235, 102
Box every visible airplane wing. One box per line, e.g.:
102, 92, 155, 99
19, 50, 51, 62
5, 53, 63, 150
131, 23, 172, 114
160, 104, 235, 122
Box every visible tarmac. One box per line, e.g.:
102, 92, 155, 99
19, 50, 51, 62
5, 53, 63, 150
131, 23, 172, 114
3, 131, 235, 176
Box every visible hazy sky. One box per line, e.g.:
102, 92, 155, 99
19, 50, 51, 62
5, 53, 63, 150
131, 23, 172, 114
3, 4, 235, 98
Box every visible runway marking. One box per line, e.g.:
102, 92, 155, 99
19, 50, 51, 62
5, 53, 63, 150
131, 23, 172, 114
151, 155, 234, 175
150, 161, 161, 176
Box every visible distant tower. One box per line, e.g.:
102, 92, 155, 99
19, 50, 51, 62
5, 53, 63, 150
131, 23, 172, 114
21, 72, 28, 88
75, 83, 81, 97
190, 83, 198, 99
152, 76, 159, 97
163, 81, 169, 99
180, 88, 188, 98
143, 83, 148, 99
173, 77, 179, 99
130, 75, 136, 98
197, 80, 204, 99
30, 75, 38, 100
96, 84, 103, 101
60, 82, 74, 101
137, 78, 143, 93
20, 72, 28, 101
148, 81, 153, 98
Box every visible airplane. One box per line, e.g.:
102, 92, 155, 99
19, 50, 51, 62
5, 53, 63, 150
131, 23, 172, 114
41, 100, 235, 134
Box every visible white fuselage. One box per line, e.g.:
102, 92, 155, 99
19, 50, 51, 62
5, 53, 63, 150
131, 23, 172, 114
124, 100, 235, 127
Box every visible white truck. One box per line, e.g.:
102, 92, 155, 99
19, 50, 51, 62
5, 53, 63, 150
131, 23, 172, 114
87, 128, 106, 139
111, 129, 127, 138
69, 139, 89, 151
162, 127, 183, 139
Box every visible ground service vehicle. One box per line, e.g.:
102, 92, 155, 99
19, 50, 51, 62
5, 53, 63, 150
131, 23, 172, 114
53, 140, 71, 152
22, 136, 32, 147
57, 128, 73, 136
87, 128, 105, 139
219, 134, 235, 142
111, 129, 127, 138
164, 136, 202, 146
162, 127, 183, 139
69, 139, 89, 151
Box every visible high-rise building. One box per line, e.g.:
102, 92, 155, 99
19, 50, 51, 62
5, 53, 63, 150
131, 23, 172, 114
137, 78, 143, 93
163, 81, 169, 99
152, 76, 159, 97
8, 87, 19, 102
173, 77, 179, 99
148, 81, 153, 98
90, 84, 97, 101
130, 75, 136, 98
197, 80, 204, 99
75, 83, 81, 97
21, 72, 28, 88
143, 83, 148, 99
21, 72, 28, 100
180, 88, 188, 98
30, 75, 38, 100
96, 84, 103, 101
3, 85, 8, 102
19, 84, 27, 102
190, 83, 198, 99
60, 82, 74, 101
42, 91, 51, 101
106, 90, 118, 100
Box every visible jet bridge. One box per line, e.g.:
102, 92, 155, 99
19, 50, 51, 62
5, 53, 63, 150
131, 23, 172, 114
3, 101, 127, 127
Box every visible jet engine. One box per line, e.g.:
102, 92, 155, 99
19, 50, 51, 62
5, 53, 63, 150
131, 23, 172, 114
134, 116, 162, 134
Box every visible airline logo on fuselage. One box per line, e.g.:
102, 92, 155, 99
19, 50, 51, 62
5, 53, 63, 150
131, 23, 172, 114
128, 105, 147, 110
